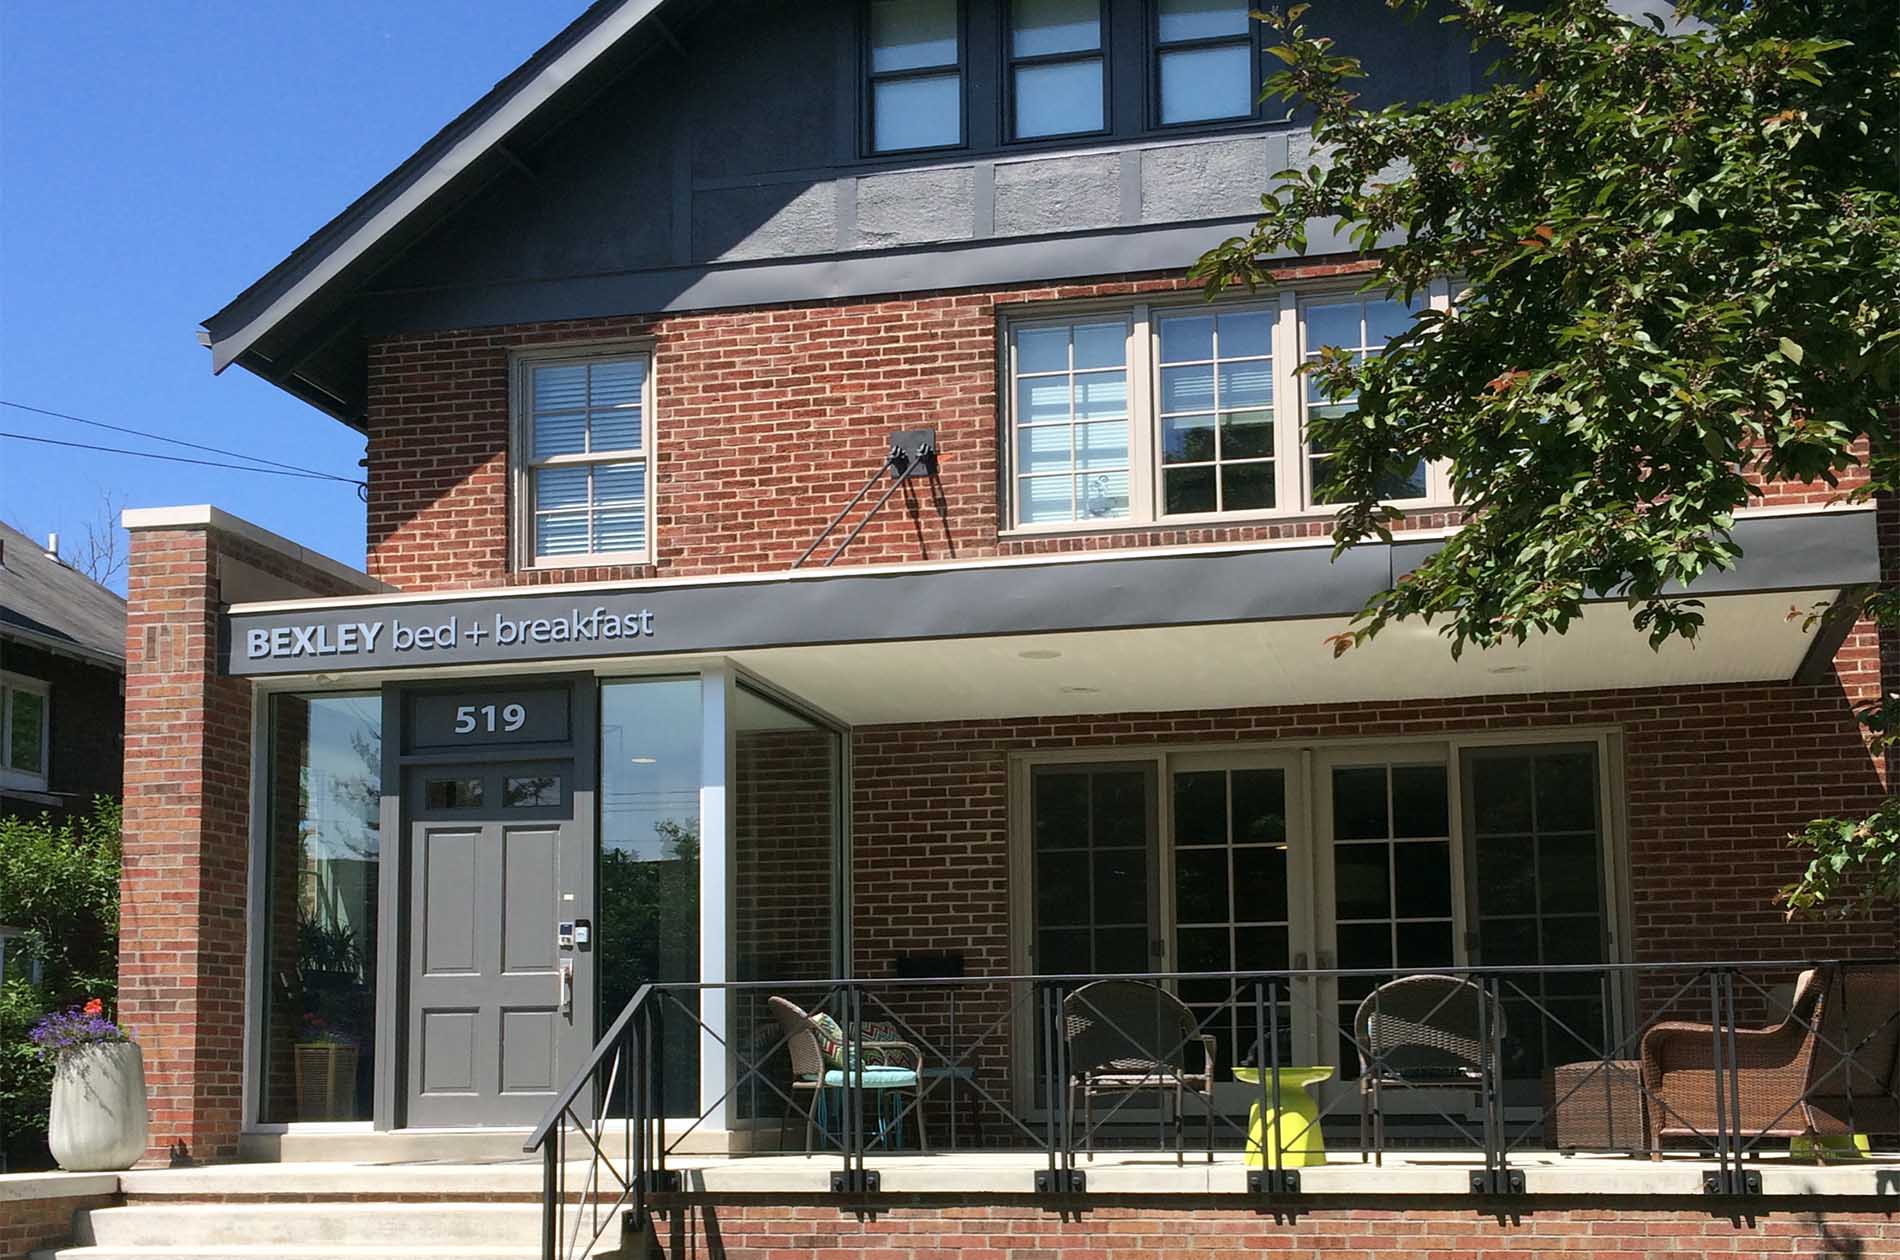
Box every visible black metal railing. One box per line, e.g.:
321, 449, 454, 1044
525, 959, 1899, 1260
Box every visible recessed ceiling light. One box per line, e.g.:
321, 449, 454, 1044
629, 756, 658, 764
1059, 685, 1101, 694
1018, 649, 1062, 661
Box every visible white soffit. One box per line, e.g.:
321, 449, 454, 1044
728, 589, 1836, 726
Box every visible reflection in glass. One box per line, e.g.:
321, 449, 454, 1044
425, 777, 482, 809
261, 693, 382, 1123
599, 678, 703, 1116
503, 775, 561, 808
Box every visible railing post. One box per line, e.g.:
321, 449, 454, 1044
542, 1124, 558, 1260
1470, 973, 1521, 1195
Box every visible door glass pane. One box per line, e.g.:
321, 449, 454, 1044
1465, 746, 1608, 1081
1031, 766, 1152, 977
503, 775, 560, 808
260, 693, 382, 1123
425, 777, 483, 809
599, 678, 703, 1116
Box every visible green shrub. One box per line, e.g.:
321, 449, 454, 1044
0, 799, 122, 1168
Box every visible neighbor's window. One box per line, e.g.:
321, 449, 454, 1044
1, 673, 48, 789
1300, 295, 1428, 505
1154, 0, 1254, 125
516, 349, 651, 566
1010, 0, 1106, 140
867, 0, 963, 153
1004, 291, 1443, 529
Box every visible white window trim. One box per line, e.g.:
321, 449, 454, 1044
510, 341, 658, 571
1000, 281, 1456, 534
0, 671, 50, 791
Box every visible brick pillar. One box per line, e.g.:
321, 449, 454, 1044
121, 526, 253, 1161
121, 509, 385, 1162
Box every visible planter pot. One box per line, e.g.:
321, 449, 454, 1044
294, 1043, 361, 1121
48, 1041, 149, 1172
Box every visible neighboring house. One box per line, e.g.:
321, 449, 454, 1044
101, 0, 1894, 1255
0, 522, 124, 820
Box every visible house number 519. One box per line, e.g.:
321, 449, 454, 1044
454, 703, 527, 734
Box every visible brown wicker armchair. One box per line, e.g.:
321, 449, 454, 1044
1354, 975, 1506, 1166
766, 996, 928, 1153
1062, 980, 1217, 1165
1640, 965, 1898, 1158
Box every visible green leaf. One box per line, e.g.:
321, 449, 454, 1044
1779, 337, 1805, 365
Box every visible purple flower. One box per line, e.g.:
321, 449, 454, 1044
28, 1005, 131, 1060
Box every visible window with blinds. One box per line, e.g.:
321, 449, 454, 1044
514, 349, 653, 566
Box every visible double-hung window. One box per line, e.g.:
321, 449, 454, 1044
866, 0, 963, 154
1008, 0, 1107, 140
515, 348, 653, 567
1153, 0, 1255, 125
1004, 286, 1448, 530
1, 673, 49, 790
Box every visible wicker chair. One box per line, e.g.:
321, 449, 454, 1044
766, 996, 928, 1153
1353, 975, 1506, 1165
1640, 964, 1898, 1158
1061, 980, 1217, 1165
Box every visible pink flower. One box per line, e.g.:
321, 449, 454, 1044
82, 998, 104, 1017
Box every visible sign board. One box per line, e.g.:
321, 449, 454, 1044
407, 687, 571, 751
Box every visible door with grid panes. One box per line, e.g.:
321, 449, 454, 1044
1167, 754, 1312, 1107
1312, 749, 1462, 1100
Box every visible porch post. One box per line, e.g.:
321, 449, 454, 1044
698, 663, 735, 1130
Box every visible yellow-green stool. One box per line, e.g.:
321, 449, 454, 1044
1791, 1133, 1871, 1162
1233, 1066, 1335, 1168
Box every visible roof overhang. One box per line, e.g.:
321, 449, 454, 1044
219, 508, 1876, 724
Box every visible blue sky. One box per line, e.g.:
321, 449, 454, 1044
0, 2, 585, 590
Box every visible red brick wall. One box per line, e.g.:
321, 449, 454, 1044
364, 265, 1849, 594
120, 525, 372, 1162
650, 1202, 1900, 1259
0, 1188, 120, 1260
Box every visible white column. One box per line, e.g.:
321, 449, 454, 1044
697, 663, 735, 1130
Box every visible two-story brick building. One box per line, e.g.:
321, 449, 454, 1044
108, 0, 1895, 1253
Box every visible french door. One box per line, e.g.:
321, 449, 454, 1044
1021, 740, 1616, 1106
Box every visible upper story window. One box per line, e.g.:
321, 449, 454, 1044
1009, 0, 1107, 140
1153, 0, 1255, 126
867, 0, 964, 154
1301, 295, 1429, 504
1004, 287, 1448, 531
1, 672, 48, 791
513, 347, 653, 567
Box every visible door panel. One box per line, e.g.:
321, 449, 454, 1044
406, 762, 590, 1127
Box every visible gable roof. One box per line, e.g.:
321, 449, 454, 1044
200, 0, 673, 428
0, 522, 128, 669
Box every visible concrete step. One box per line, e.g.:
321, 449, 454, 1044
76, 1203, 551, 1250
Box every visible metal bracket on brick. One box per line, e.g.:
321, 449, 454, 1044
641, 1169, 682, 1194
1034, 1169, 1086, 1194
1247, 1169, 1301, 1196
1703, 1168, 1762, 1197
887, 428, 938, 478
831, 1169, 881, 1194
1469, 1169, 1525, 1195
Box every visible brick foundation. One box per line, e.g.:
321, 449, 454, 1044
642, 1200, 1900, 1259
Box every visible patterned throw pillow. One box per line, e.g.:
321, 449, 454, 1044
809, 1012, 848, 1067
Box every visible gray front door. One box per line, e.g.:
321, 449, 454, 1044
405, 761, 592, 1127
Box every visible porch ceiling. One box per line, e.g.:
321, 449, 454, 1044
729, 588, 1841, 726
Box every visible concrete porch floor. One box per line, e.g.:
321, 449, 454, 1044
96, 1147, 1900, 1199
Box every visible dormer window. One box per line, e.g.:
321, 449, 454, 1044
1008, 0, 1107, 140
866, 0, 964, 154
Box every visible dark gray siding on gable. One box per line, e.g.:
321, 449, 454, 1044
361, 0, 1481, 335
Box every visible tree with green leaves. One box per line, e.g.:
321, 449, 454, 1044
1192, 0, 1896, 917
